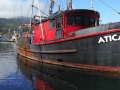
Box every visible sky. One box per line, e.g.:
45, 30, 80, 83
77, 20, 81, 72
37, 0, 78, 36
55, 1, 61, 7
0, 0, 119, 24
0, 0, 30, 18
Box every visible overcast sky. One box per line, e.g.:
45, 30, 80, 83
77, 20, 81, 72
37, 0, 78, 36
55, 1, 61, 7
0, 0, 119, 24
0, 0, 45, 18
0, 0, 28, 18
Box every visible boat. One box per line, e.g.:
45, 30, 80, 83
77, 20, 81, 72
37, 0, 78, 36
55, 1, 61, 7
17, 0, 120, 73
10, 31, 18, 42
0, 33, 16, 42
0, 36, 10, 42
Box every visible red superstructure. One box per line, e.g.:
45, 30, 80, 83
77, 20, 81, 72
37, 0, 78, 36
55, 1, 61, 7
33, 9, 100, 44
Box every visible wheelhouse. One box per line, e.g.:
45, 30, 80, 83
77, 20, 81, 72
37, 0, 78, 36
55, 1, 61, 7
33, 9, 100, 44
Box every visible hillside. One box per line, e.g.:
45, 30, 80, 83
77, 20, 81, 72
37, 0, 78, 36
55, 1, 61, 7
0, 17, 30, 36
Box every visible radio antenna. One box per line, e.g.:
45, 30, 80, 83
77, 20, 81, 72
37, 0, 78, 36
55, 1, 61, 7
90, 0, 93, 10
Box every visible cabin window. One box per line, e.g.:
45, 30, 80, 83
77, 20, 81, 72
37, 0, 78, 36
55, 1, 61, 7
74, 16, 82, 25
95, 19, 99, 26
67, 16, 82, 26
56, 18, 61, 29
67, 15, 98, 26
49, 19, 55, 29
67, 16, 74, 25
90, 18, 99, 26
90, 17, 95, 26
97, 19, 99, 26
84, 16, 89, 26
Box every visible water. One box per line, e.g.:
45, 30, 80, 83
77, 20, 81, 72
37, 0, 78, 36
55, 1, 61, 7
0, 42, 33, 90
1, 42, 120, 90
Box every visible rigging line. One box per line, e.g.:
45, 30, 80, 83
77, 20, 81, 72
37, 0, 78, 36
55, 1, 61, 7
32, 4, 49, 16
44, 2, 49, 16
21, 5, 24, 30
60, 0, 64, 7
33, 6, 38, 16
61, 0, 70, 11
14, 5, 15, 24
21, 5, 22, 26
33, 2, 38, 16
22, 0, 31, 26
62, 0, 65, 10
66, 0, 68, 9
33, 0, 48, 16
99, 0, 119, 14
37, 0, 45, 40
39, 0, 47, 40
42, 0, 49, 16
14, 5, 16, 31
61, 3, 69, 11
59, 0, 62, 9
62, 0, 65, 9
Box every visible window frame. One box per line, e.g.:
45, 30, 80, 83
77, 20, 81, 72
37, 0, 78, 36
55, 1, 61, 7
49, 19, 56, 30
83, 16, 90, 26
56, 17, 62, 29
66, 16, 74, 26
66, 15, 99, 26
74, 16, 83, 26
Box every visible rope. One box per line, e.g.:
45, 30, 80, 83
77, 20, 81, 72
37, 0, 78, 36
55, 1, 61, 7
99, 0, 119, 14
42, 0, 49, 16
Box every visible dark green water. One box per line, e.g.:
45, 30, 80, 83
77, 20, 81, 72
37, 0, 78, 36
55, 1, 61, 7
0, 42, 120, 90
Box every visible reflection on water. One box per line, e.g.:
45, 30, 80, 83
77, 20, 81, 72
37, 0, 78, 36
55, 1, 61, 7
18, 56, 120, 90
1, 42, 120, 90
0, 42, 33, 90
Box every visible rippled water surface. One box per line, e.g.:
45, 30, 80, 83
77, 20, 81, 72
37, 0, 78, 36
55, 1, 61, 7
0, 42, 33, 90
1, 42, 120, 90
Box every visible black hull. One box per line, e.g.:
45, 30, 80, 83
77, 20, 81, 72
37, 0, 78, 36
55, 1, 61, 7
17, 31, 120, 72
18, 56, 120, 90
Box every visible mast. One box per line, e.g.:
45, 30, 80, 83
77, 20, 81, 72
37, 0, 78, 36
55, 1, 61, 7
17, 17, 21, 37
67, 0, 73, 10
66, 0, 68, 10
70, 0, 73, 10
90, 0, 94, 10
29, 0, 34, 35
14, 5, 16, 34
21, 5, 22, 26
49, 0, 54, 15
49, 0, 60, 15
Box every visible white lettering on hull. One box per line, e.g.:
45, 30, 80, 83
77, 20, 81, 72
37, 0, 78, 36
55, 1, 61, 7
98, 34, 120, 43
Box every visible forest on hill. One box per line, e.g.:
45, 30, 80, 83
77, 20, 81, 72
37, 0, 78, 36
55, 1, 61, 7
0, 17, 29, 36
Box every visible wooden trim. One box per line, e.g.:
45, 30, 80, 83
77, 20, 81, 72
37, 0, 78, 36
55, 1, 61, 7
18, 51, 120, 74
17, 47, 76, 54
